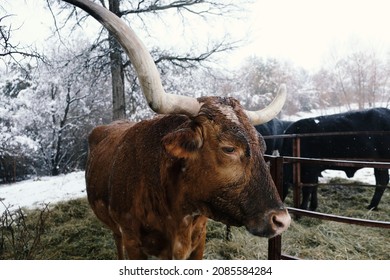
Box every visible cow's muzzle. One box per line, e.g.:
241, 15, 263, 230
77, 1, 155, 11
246, 208, 291, 238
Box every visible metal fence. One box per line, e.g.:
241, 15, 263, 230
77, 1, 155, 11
265, 131, 390, 260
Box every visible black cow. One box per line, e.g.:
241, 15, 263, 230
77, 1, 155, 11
255, 119, 292, 155
282, 107, 390, 211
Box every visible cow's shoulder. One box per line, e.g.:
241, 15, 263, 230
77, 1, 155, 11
88, 120, 135, 148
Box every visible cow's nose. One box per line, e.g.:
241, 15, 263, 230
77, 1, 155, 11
269, 209, 291, 236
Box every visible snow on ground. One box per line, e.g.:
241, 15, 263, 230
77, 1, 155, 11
319, 168, 377, 185
0, 168, 382, 214
0, 171, 86, 213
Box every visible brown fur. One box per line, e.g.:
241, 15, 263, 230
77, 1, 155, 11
86, 97, 289, 259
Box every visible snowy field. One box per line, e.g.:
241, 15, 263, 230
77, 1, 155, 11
0, 168, 382, 213
0, 171, 86, 213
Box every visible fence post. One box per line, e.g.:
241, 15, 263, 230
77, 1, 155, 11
268, 156, 283, 260
292, 137, 301, 208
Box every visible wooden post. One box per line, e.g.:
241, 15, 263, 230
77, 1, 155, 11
292, 137, 301, 208
268, 156, 283, 260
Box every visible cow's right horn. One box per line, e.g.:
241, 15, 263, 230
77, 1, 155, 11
64, 0, 201, 116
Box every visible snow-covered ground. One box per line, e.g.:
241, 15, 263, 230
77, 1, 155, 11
0, 171, 86, 213
0, 168, 381, 214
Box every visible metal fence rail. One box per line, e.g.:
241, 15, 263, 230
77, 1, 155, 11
287, 207, 390, 228
265, 130, 390, 260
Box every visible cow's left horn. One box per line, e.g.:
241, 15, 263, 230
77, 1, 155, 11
245, 84, 287, 125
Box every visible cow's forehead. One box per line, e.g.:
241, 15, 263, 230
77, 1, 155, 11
198, 96, 245, 120
197, 96, 259, 141
217, 104, 241, 125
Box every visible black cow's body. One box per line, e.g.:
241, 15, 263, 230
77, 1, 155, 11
282, 108, 390, 210
255, 119, 292, 155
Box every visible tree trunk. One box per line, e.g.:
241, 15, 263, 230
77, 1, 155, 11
109, 0, 126, 120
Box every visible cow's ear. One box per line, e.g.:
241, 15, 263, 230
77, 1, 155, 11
162, 126, 203, 159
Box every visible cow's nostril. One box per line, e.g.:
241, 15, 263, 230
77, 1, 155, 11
272, 214, 284, 228
271, 210, 291, 235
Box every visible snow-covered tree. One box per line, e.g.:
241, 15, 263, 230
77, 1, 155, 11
1, 37, 112, 178
0, 63, 38, 182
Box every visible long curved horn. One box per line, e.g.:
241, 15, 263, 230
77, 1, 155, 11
63, 0, 286, 123
63, 0, 201, 116
245, 84, 287, 125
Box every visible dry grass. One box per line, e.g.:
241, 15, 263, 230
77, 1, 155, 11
204, 221, 269, 260
280, 180, 390, 260
205, 178, 390, 260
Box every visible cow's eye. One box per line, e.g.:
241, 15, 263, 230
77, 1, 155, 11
222, 146, 235, 154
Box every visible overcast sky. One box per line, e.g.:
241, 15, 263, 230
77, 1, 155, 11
4, 0, 390, 71
230, 0, 390, 70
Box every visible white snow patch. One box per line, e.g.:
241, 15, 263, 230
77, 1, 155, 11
319, 168, 378, 185
0, 171, 86, 213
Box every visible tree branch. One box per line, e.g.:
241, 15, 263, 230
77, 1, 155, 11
122, 0, 207, 16
153, 38, 241, 68
0, 15, 43, 64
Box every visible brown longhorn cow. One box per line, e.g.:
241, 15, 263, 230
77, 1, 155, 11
64, 0, 291, 259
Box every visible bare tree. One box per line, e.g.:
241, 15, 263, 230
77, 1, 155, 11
50, 0, 244, 120
316, 38, 390, 111
326, 49, 389, 110
0, 11, 42, 66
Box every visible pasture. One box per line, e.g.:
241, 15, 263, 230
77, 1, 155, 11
0, 176, 389, 260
